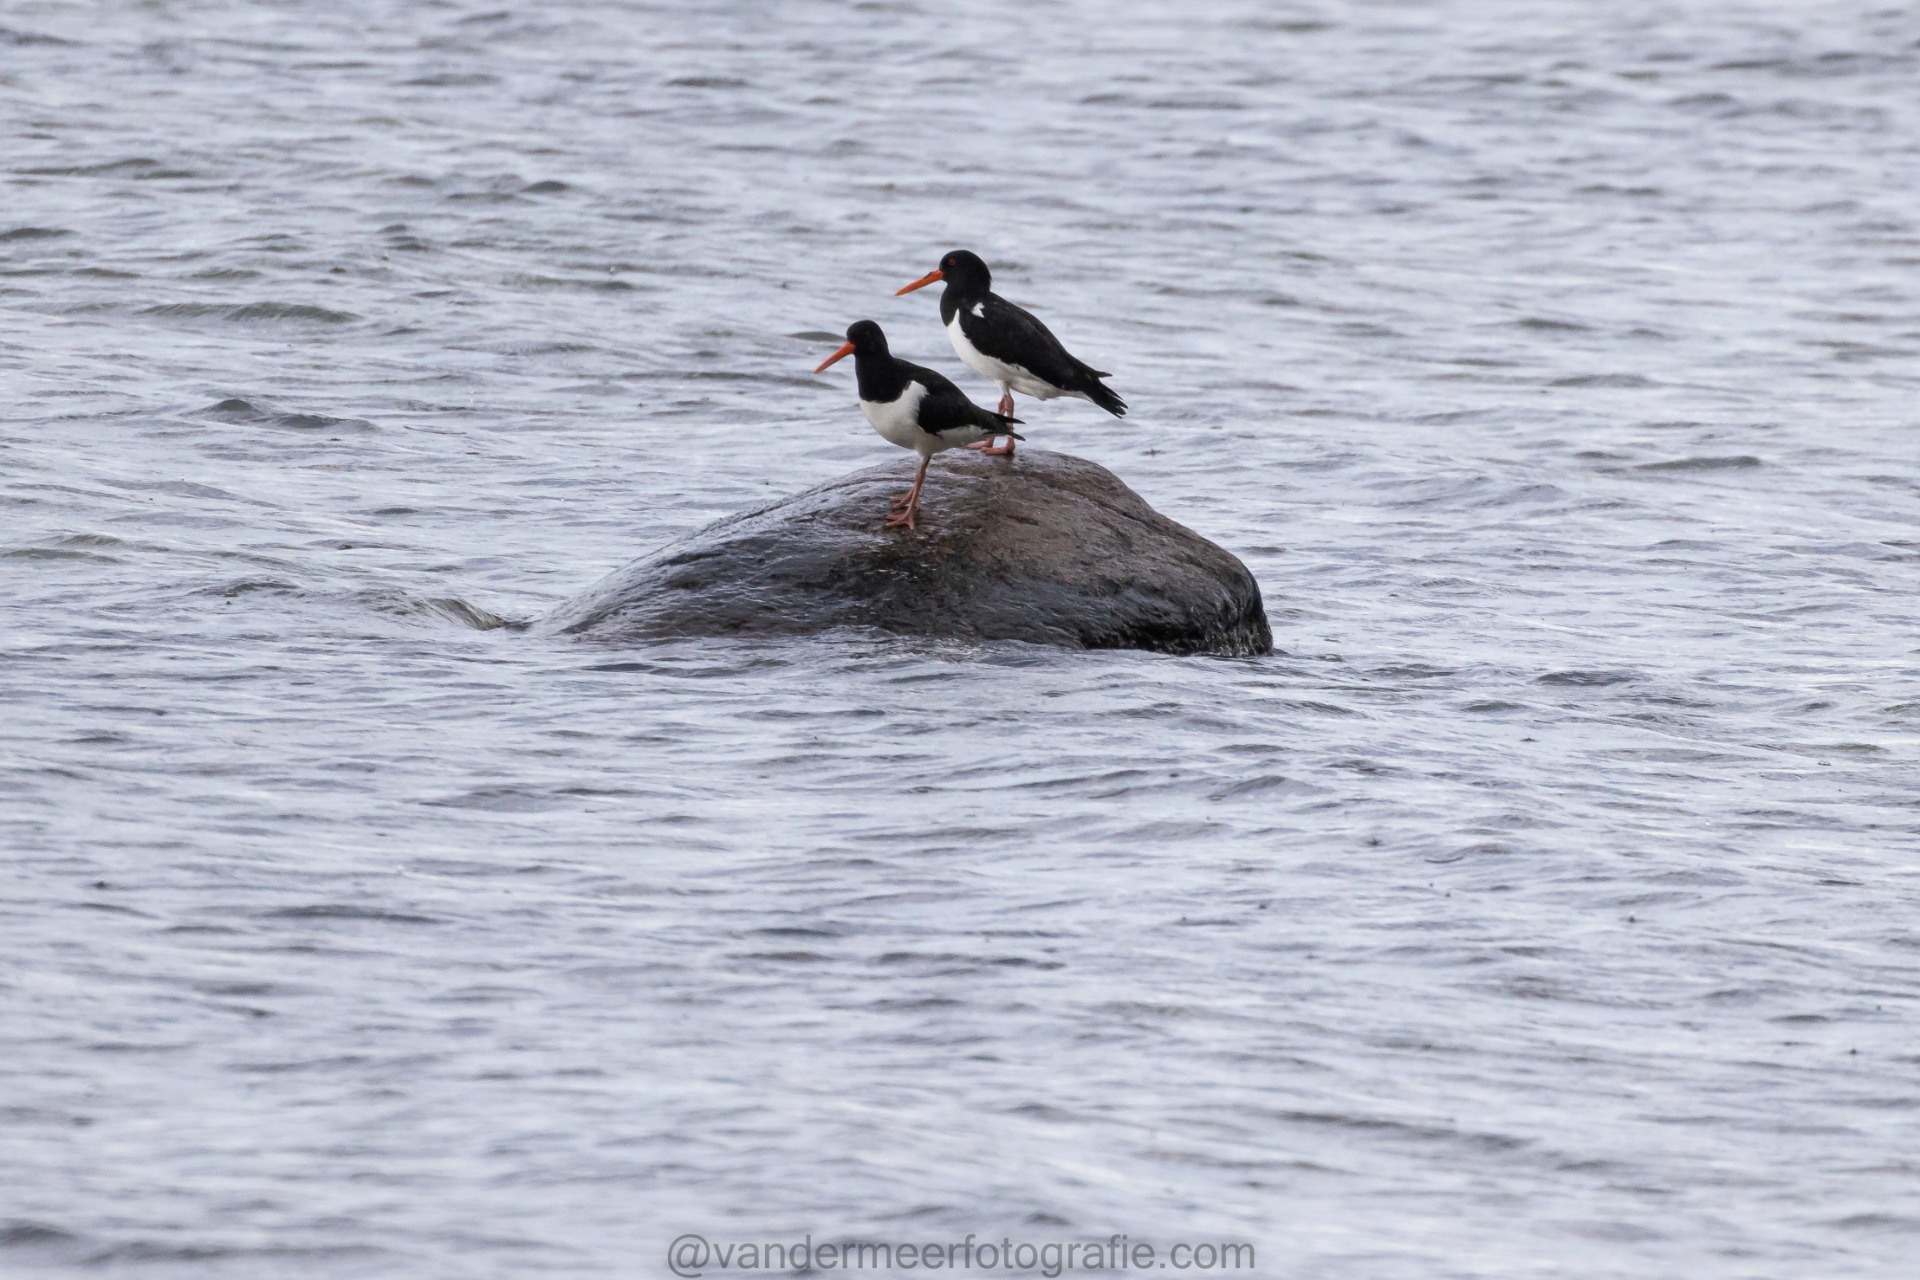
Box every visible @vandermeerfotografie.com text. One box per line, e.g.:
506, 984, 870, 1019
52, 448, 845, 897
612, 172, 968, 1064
666, 1234, 1257, 1277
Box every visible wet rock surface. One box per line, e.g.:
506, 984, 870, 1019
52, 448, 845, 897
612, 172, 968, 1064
544, 449, 1273, 656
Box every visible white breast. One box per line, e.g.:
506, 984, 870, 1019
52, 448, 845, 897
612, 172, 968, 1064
860, 381, 929, 452
945, 314, 1061, 399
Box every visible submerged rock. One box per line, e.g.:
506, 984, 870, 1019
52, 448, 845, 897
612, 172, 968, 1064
543, 448, 1272, 657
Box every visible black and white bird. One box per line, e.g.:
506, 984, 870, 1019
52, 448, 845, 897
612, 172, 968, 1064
813, 320, 1023, 532
895, 248, 1125, 456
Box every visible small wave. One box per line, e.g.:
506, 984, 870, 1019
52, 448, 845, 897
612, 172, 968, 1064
1829, 1213, 1920, 1234
262, 904, 442, 924
16, 157, 195, 178
1514, 315, 1591, 332
104, 477, 249, 501
0, 1222, 84, 1251
1633, 455, 1763, 472
1710, 51, 1911, 80
204, 577, 299, 598
425, 597, 521, 630
0, 1222, 91, 1269
356, 589, 522, 631
0, 225, 72, 240
1370, 663, 1457, 680
1145, 96, 1245, 110
405, 72, 499, 87
1536, 669, 1639, 687
2, 545, 121, 564
1548, 373, 1655, 388
499, 340, 598, 356
424, 785, 571, 812
503, 273, 637, 293
83, 1241, 391, 1266
1239, 17, 1332, 33
1207, 774, 1325, 800
142, 302, 360, 324
200, 579, 521, 631
197, 397, 375, 431
0, 26, 76, 46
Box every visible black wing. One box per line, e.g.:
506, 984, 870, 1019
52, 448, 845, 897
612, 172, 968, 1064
964, 294, 1126, 415
966, 295, 1096, 387
901, 362, 1024, 439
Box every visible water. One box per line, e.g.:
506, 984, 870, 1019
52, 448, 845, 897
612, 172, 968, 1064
4, 1, 1918, 1276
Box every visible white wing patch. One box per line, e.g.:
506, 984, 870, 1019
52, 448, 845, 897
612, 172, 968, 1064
971, 303, 985, 317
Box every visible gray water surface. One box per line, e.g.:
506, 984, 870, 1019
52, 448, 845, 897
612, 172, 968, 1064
4, 1, 1919, 1277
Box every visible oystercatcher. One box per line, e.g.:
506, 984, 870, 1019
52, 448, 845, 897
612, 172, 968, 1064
813, 320, 1023, 532
895, 248, 1126, 456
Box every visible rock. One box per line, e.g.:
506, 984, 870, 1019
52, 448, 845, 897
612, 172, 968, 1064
542, 448, 1272, 657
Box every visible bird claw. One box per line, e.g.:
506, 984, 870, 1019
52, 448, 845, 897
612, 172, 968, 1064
884, 485, 921, 529
965, 436, 1016, 456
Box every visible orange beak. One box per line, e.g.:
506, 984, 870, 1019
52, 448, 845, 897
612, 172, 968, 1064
813, 341, 855, 374
894, 268, 942, 296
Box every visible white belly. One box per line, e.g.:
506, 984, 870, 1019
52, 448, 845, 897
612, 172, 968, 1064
860, 382, 933, 452
947, 314, 1065, 400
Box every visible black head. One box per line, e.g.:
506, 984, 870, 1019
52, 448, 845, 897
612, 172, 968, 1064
935, 249, 990, 291
895, 248, 991, 297
845, 318, 887, 352
814, 319, 888, 373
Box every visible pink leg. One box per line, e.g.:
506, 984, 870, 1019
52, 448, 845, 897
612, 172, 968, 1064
887, 461, 924, 511
968, 390, 1019, 455
967, 391, 1013, 454
882, 456, 931, 531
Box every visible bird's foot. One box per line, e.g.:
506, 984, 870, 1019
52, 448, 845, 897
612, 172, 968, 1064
881, 503, 919, 532
975, 436, 1015, 457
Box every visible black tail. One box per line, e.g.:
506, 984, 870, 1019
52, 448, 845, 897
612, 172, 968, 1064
983, 409, 1024, 439
1082, 377, 1127, 418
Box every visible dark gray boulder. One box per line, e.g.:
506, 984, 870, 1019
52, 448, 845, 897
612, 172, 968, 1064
542, 448, 1272, 657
